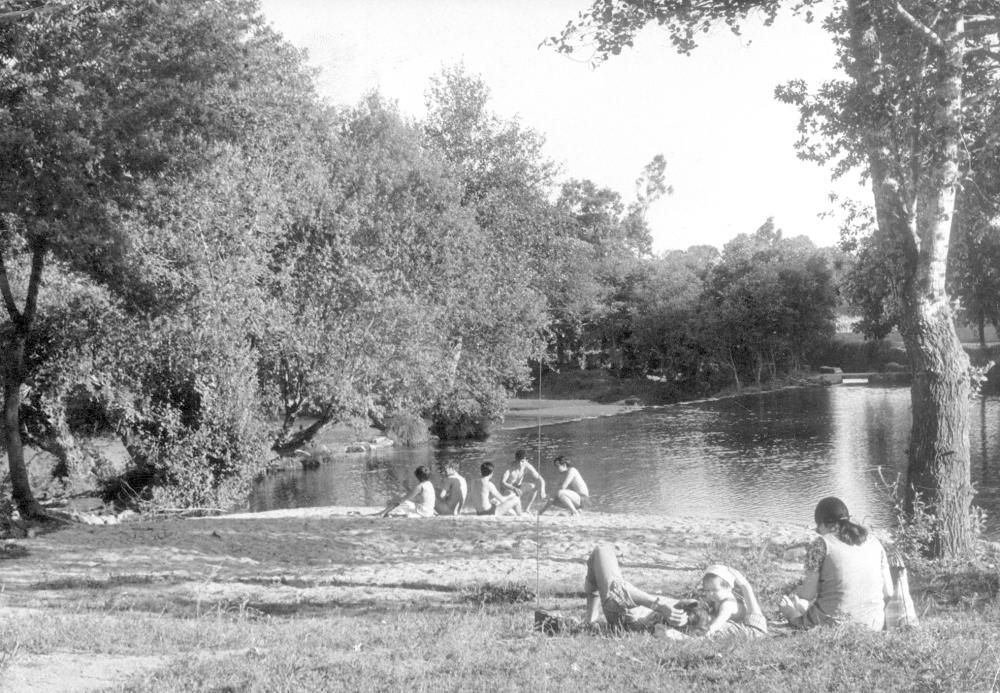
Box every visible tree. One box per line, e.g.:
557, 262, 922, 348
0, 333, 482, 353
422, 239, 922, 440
422, 66, 552, 433
0, 0, 316, 516
700, 220, 837, 388
258, 95, 465, 452
625, 249, 707, 387
550, 0, 1000, 557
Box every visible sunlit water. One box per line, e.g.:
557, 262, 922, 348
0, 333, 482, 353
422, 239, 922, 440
249, 387, 1000, 536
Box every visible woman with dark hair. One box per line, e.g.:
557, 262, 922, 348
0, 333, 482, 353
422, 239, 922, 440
779, 496, 894, 630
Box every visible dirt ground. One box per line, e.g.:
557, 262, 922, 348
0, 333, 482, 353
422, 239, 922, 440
0, 506, 814, 691
1, 508, 813, 613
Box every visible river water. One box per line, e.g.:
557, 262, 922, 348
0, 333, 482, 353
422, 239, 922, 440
249, 386, 1000, 536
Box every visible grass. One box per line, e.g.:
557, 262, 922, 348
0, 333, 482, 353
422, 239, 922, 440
4, 547, 1000, 691
3, 512, 1000, 691
4, 598, 1000, 692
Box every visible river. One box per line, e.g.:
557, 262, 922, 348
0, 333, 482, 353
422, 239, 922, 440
249, 386, 1000, 536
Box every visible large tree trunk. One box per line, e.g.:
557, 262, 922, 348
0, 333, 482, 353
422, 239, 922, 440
900, 308, 971, 556
0, 243, 46, 519
900, 14, 972, 557
3, 333, 43, 518
848, 1, 972, 556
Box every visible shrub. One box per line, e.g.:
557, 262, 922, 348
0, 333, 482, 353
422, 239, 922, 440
383, 412, 431, 447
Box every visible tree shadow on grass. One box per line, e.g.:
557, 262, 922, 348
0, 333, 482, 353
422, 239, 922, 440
30, 573, 164, 590
0, 543, 29, 560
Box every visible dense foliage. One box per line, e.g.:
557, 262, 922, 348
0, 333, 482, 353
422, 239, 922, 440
1, 0, 841, 513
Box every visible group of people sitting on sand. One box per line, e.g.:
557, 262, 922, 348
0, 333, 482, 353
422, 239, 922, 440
578, 496, 901, 638
380, 448, 589, 518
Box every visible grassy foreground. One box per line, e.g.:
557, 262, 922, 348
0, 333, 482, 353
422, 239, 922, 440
1, 509, 999, 692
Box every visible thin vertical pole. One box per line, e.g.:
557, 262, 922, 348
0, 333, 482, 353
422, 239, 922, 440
535, 357, 542, 607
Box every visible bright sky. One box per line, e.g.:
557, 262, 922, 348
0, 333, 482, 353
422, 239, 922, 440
259, 0, 869, 253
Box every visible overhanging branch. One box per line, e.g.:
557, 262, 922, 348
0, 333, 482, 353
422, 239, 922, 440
0, 1, 62, 24
0, 249, 22, 322
894, 2, 945, 51
966, 15, 1000, 37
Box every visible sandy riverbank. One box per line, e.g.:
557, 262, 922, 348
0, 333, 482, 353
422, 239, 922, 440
499, 398, 643, 430
0, 508, 813, 616
0, 506, 876, 692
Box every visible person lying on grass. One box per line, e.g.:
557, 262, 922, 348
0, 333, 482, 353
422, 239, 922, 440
583, 544, 767, 638
380, 465, 435, 517
538, 455, 589, 516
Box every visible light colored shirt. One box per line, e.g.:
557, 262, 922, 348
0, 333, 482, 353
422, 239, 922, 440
803, 533, 891, 630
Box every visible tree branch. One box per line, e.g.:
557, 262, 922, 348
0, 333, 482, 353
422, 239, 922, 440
894, 2, 945, 51
21, 240, 46, 328
0, 247, 22, 322
966, 15, 1000, 35
0, 1, 62, 24
965, 47, 1000, 64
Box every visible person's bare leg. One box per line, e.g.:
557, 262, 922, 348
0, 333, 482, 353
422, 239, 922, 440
557, 490, 581, 516
521, 482, 539, 512
584, 544, 673, 616
583, 544, 686, 628
496, 495, 522, 516
585, 593, 602, 624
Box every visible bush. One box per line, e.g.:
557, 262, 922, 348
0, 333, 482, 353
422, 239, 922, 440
109, 325, 269, 511
383, 412, 431, 447
429, 387, 506, 440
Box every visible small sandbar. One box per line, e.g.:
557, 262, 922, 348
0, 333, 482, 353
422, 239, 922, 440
501, 398, 643, 430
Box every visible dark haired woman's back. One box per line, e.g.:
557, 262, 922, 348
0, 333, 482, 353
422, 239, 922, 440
804, 532, 892, 630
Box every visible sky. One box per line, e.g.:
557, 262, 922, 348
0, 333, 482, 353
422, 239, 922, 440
259, 0, 869, 253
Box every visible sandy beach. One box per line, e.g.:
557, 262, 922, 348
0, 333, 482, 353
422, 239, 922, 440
0, 507, 812, 617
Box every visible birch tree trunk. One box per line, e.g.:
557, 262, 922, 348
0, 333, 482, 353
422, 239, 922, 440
847, 0, 971, 556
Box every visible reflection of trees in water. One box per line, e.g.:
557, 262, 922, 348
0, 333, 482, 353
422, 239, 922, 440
247, 392, 1000, 534
970, 397, 1000, 490
861, 395, 908, 477
981, 397, 989, 484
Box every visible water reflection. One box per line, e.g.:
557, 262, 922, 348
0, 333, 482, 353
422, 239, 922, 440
250, 388, 1000, 536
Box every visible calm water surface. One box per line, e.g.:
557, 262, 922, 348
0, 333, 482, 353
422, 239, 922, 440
249, 387, 1000, 535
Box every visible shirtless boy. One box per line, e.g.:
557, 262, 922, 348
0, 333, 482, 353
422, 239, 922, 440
470, 462, 521, 516
435, 461, 468, 515
501, 448, 546, 513
538, 455, 589, 516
